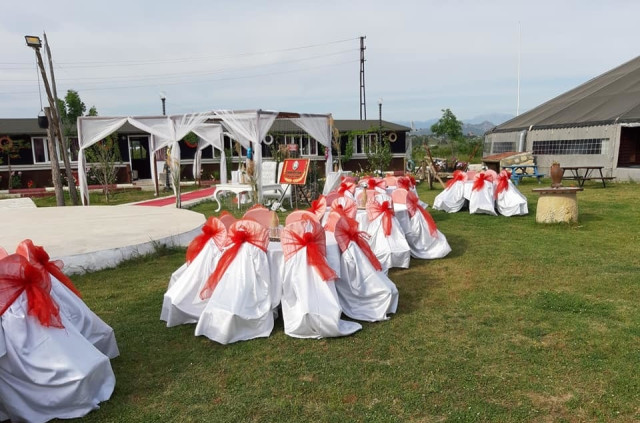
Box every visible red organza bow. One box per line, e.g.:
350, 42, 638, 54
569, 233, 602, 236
281, 220, 337, 282
396, 177, 410, 190
337, 182, 356, 197
0, 253, 64, 328
367, 199, 394, 236
185, 217, 227, 263
307, 195, 327, 221
365, 178, 386, 191
472, 172, 493, 191
16, 239, 81, 298
334, 217, 382, 271
330, 197, 357, 219
200, 220, 268, 299
408, 175, 416, 187
494, 171, 511, 199
446, 170, 467, 189
406, 191, 438, 237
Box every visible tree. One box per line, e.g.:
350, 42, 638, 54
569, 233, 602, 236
56, 89, 97, 205
0, 136, 29, 189
430, 108, 463, 158
84, 133, 121, 202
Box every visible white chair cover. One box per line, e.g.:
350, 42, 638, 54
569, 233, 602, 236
15, 240, 119, 359
161, 239, 223, 327
50, 276, 120, 359
433, 170, 468, 213
469, 173, 497, 216
194, 220, 275, 344
366, 194, 411, 270
0, 255, 115, 423
396, 191, 452, 260
280, 220, 361, 338
333, 218, 398, 322
496, 173, 528, 216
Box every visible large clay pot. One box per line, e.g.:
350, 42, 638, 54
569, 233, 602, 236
550, 163, 563, 188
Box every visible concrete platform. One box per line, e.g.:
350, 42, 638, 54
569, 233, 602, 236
0, 205, 205, 275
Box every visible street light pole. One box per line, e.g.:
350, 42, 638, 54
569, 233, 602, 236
161, 93, 170, 192
25, 35, 65, 206
378, 97, 383, 146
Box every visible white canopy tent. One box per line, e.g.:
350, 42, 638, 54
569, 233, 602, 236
77, 110, 333, 205
211, 110, 333, 202
77, 113, 215, 205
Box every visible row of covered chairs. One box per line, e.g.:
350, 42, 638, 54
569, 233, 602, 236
162, 215, 399, 344
433, 170, 528, 216
0, 240, 118, 423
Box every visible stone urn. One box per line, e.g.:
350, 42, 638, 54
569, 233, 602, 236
550, 162, 563, 188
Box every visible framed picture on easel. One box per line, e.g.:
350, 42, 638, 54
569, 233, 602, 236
279, 158, 310, 185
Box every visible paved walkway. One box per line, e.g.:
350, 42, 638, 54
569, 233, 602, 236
0, 205, 204, 274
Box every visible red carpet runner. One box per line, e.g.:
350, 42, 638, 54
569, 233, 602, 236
134, 187, 216, 207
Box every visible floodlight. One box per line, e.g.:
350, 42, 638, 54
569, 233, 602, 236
25, 35, 42, 48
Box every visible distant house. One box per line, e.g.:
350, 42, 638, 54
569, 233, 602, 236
484, 55, 640, 181
0, 118, 410, 189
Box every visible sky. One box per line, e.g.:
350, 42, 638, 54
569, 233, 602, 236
2, 0, 640, 124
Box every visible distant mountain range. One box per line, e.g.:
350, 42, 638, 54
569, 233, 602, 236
396, 113, 514, 136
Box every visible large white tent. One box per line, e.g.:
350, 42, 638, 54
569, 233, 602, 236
77, 110, 333, 206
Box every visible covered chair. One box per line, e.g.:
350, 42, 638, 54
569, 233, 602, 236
15, 239, 119, 359
161, 217, 227, 327
285, 210, 319, 226
219, 211, 237, 230
195, 220, 275, 344
280, 219, 361, 338
333, 217, 398, 322
0, 253, 115, 423
307, 195, 327, 222
336, 181, 356, 198
433, 170, 467, 213
394, 190, 451, 259
495, 170, 528, 216
366, 194, 411, 270
469, 172, 497, 216
244, 207, 277, 229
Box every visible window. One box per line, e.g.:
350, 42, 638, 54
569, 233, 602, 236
532, 139, 605, 155
492, 142, 516, 154
354, 134, 378, 155
32, 137, 49, 163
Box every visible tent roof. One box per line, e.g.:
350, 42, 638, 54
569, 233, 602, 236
1, 118, 410, 136
489, 55, 640, 133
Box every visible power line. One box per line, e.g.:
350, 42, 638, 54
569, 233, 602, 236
0, 59, 358, 95
0, 36, 358, 67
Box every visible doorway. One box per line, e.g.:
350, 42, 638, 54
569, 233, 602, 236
128, 136, 151, 180
618, 127, 640, 167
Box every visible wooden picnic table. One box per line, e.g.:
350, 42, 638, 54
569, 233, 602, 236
561, 166, 614, 188
503, 164, 545, 185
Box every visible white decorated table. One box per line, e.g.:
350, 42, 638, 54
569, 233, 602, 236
213, 184, 253, 211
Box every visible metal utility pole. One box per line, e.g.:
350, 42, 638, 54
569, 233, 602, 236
44, 107, 65, 205
25, 35, 65, 205
359, 36, 367, 120
44, 32, 79, 205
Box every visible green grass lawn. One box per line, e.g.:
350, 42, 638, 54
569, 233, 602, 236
68, 179, 640, 422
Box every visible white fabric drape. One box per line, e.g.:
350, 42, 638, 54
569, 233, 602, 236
77, 113, 212, 205
193, 124, 226, 183
291, 114, 333, 178
214, 110, 278, 201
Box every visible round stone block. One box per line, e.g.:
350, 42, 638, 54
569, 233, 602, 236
532, 187, 583, 223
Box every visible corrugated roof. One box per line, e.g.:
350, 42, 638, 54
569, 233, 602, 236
489, 55, 640, 133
